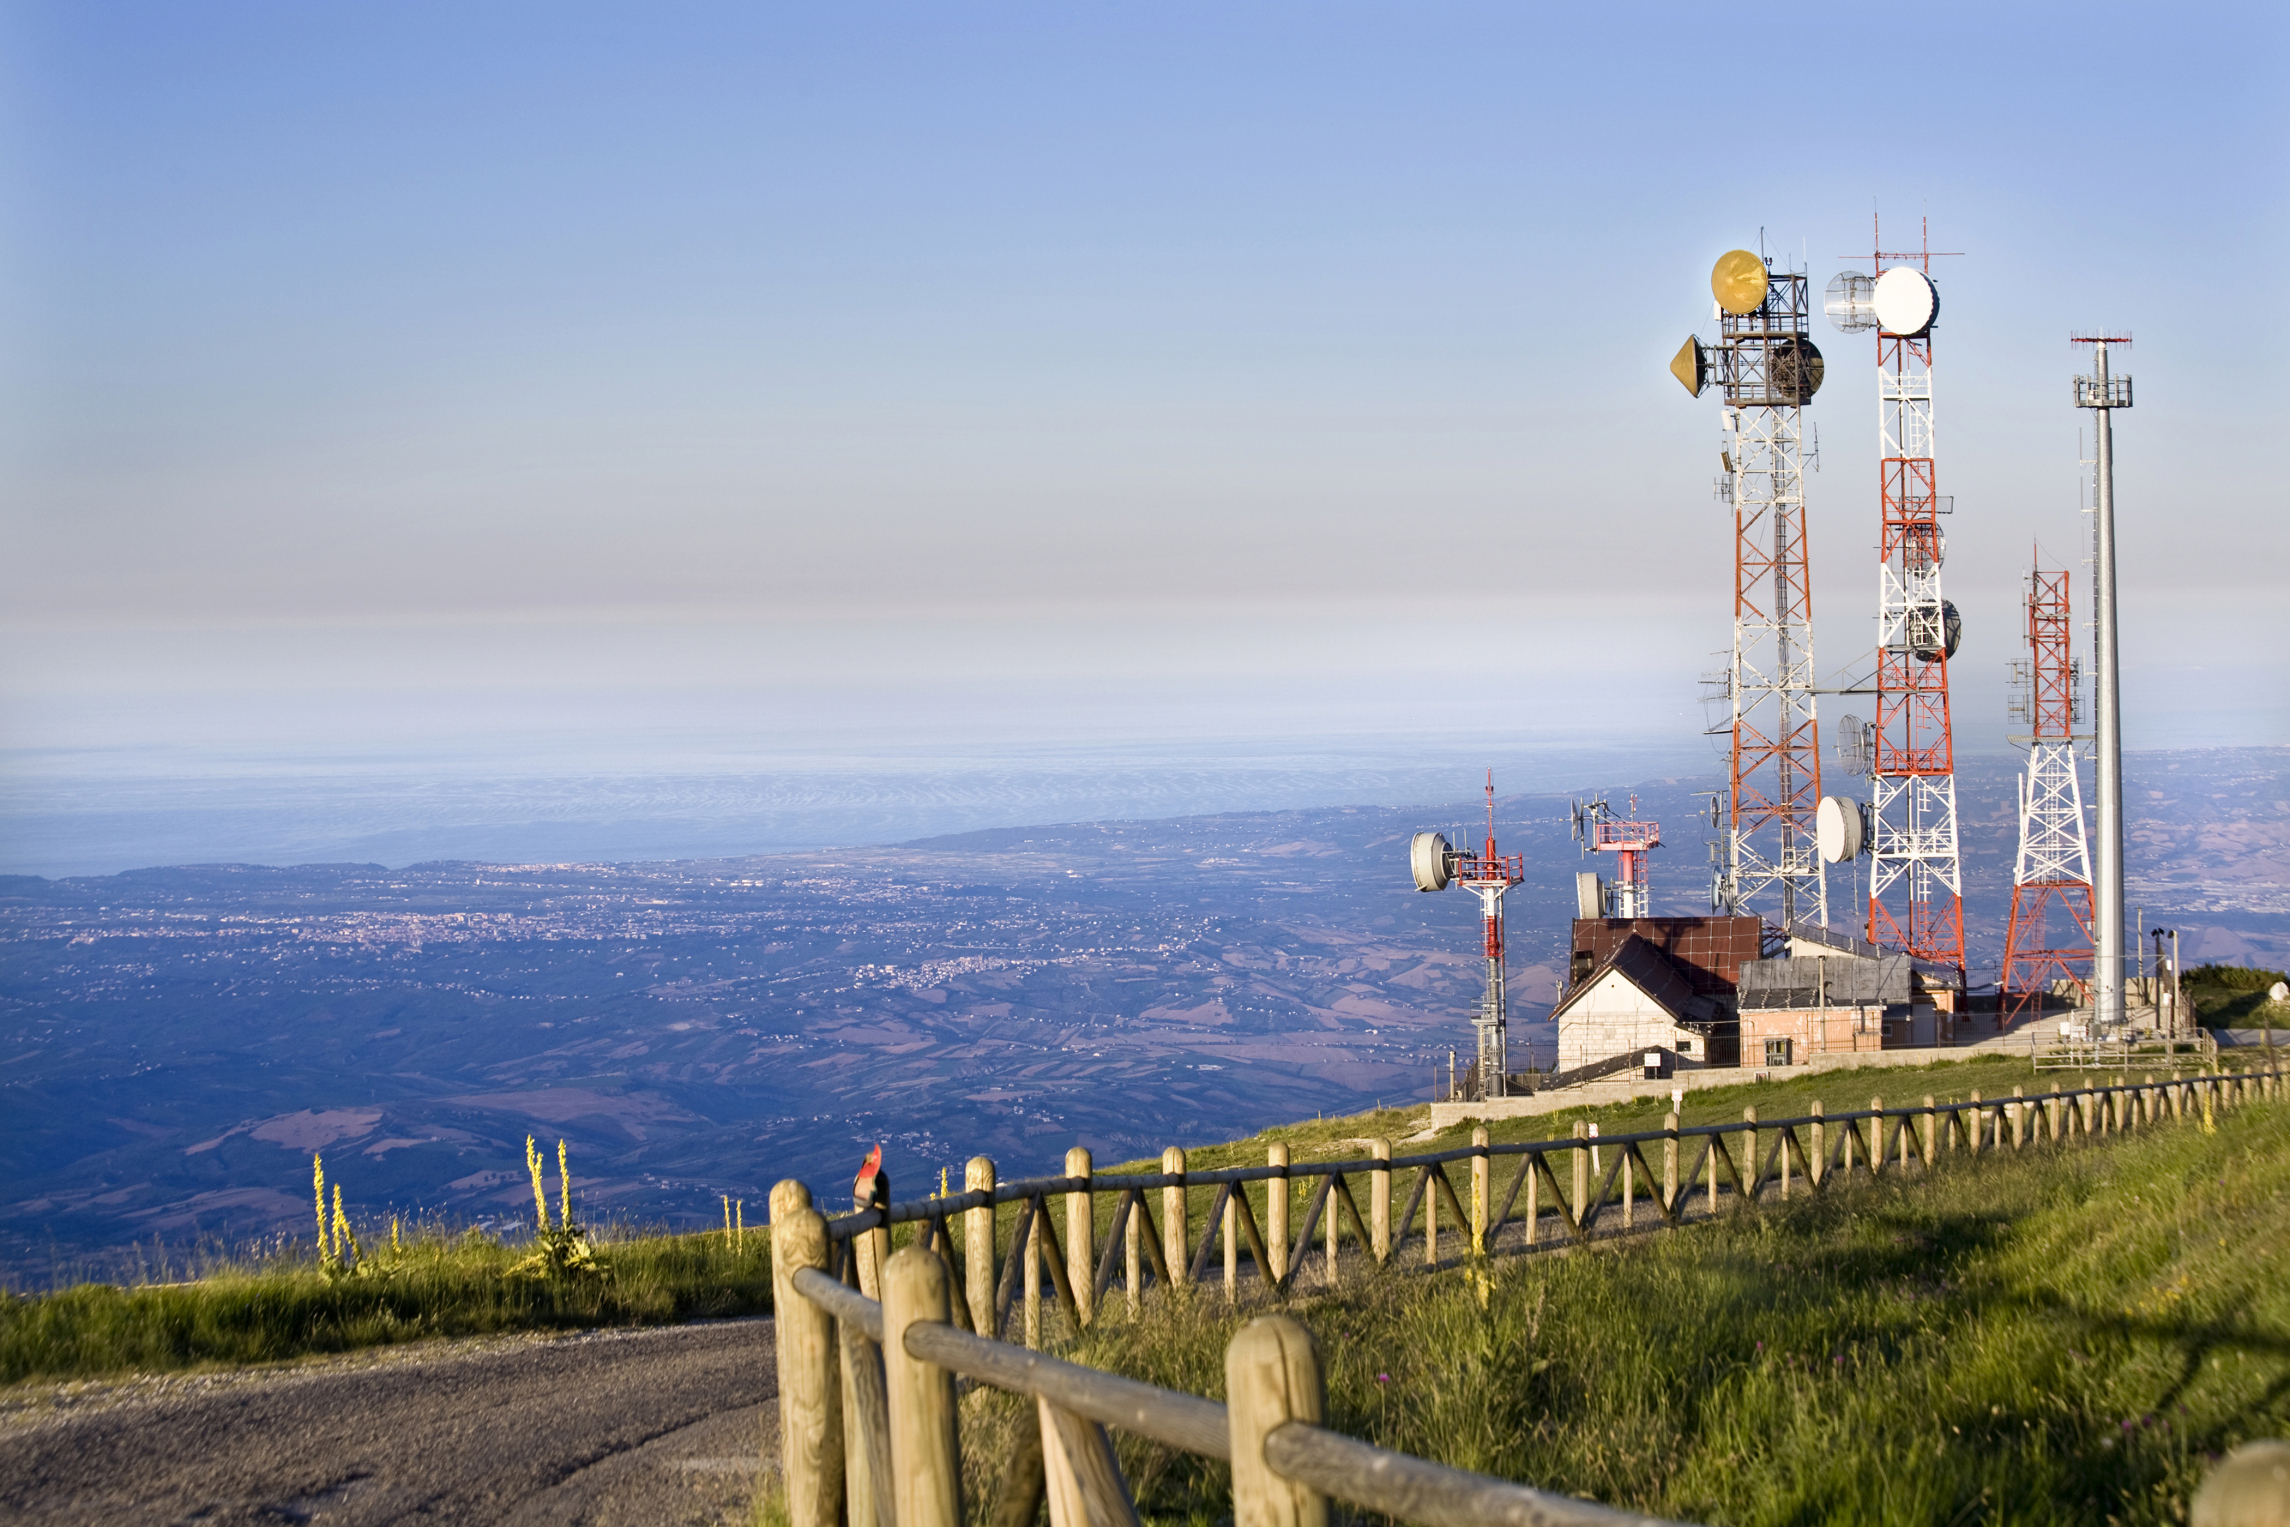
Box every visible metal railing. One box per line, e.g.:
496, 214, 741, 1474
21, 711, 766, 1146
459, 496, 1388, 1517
768, 1061, 2282, 1527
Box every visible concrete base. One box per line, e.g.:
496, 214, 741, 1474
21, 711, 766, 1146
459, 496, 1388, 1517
1427, 1019, 2051, 1130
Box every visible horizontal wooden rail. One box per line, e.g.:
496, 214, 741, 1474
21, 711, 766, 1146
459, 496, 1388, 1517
1265, 1422, 1681, 1527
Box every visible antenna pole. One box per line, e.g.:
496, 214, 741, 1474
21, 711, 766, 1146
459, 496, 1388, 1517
2076, 338, 2131, 1034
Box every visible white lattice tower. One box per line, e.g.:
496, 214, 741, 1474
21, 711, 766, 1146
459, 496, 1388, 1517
2001, 564, 2094, 1019
1864, 234, 1965, 978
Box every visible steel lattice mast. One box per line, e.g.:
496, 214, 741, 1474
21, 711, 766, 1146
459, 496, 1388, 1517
1671, 249, 1828, 930
1859, 223, 1964, 979
1407, 775, 1526, 1100
2000, 561, 2094, 1019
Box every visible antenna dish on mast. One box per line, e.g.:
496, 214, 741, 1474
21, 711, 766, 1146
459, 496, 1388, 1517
1409, 831, 1453, 893
1873, 267, 1938, 336
1816, 796, 1868, 864
1711, 249, 1768, 315
1825, 271, 1877, 333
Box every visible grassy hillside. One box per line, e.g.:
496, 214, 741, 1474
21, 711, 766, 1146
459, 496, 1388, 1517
2186, 963, 2290, 1029
1013, 1080, 2290, 1527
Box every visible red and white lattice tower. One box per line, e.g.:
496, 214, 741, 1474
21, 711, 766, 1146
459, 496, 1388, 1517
1408, 775, 1527, 1099
2000, 559, 2094, 1020
1670, 248, 1828, 929
1827, 220, 1964, 978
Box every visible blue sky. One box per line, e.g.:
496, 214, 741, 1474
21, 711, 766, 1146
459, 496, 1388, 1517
2, 1, 2283, 788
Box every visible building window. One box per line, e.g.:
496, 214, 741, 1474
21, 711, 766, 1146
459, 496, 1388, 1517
1763, 1038, 1792, 1067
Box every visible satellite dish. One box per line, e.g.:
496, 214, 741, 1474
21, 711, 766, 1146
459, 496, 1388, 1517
1873, 267, 1938, 337
1711, 249, 1769, 316
1825, 271, 1877, 333
1669, 336, 1707, 397
1410, 831, 1452, 893
1816, 796, 1867, 864
1771, 336, 1824, 403
2269, 981, 2287, 1003
1909, 599, 1963, 663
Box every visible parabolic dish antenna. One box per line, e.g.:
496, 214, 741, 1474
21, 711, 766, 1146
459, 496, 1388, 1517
1771, 336, 1824, 402
1816, 796, 1866, 864
1825, 271, 1877, 333
1873, 267, 1938, 336
1409, 831, 1452, 893
1711, 249, 1769, 316
1669, 336, 1707, 396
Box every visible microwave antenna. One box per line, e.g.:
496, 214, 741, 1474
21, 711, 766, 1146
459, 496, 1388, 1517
1408, 773, 1527, 1100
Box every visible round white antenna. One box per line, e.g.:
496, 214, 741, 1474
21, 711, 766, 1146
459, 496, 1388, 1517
1825, 271, 1877, 333
1816, 796, 1867, 864
1409, 831, 1453, 892
1873, 267, 1938, 337
2271, 981, 2288, 1003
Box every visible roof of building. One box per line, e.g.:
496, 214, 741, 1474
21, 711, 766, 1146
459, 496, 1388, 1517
1737, 951, 1914, 1009
1569, 915, 1760, 995
1554, 933, 1722, 1028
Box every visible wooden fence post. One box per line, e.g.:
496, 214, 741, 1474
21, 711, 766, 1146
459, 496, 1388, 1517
1125, 1193, 1142, 1314
1664, 1113, 1681, 1209
1369, 1138, 1392, 1263
1524, 1147, 1542, 1246
1065, 1147, 1095, 1329
2012, 1085, 2027, 1150
1162, 1147, 1189, 1289
769, 1194, 844, 1527
1039, 1397, 1141, 1527
1267, 1142, 1290, 1283
1024, 1203, 1042, 1349
883, 1246, 962, 1527
1224, 1189, 1239, 1302
1924, 1096, 1939, 1165
1324, 1174, 1341, 1287
1808, 1101, 1825, 1189
1226, 1316, 1328, 1527
1471, 1126, 1491, 1254
1964, 1091, 1980, 1155
965, 1156, 997, 1336
1571, 1121, 1590, 1220
1742, 1107, 1758, 1203
1869, 1098, 1885, 1176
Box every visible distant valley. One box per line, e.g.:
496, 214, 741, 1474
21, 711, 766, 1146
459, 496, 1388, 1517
1, 746, 2281, 1287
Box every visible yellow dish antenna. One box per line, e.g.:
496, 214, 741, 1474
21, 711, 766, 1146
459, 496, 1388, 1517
1669, 337, 1706, 397
1711, 249, 1768, 316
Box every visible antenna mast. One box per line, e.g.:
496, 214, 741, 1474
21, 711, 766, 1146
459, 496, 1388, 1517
2001, 556, 2095, 1021
1407, 773, 1527, 1101
1669, 247, 1829, 929
2072, 333, 2134, 1033
1836, 216, 1967, 989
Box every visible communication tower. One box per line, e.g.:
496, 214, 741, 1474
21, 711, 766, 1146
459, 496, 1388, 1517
1571, 795, 1662, 918
1409, 775, 1527, 1099
2073, 334, 2134, 1032
1823, 218, 1965, 981
2000, 559, 2095, 1019
1670, 248, 1829, 928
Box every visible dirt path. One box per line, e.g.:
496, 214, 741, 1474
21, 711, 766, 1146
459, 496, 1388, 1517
0, 1318, 779, 1525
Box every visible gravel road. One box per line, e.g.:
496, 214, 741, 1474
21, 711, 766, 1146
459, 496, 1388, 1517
0, 1318, 780, 1525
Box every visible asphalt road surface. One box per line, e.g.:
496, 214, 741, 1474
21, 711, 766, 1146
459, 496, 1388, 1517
0, 1318, 780, 1525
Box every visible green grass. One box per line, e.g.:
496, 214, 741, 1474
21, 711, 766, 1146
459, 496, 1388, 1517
2186, 963, 2290, 1030
996, 1084, 2290, 1527
0, 1224, 773, 1386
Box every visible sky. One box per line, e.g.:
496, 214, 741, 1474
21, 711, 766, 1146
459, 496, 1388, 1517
1, 2, 2284, 851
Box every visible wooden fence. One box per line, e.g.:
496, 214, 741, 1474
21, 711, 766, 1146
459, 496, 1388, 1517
769, 1061, 2282, 1527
